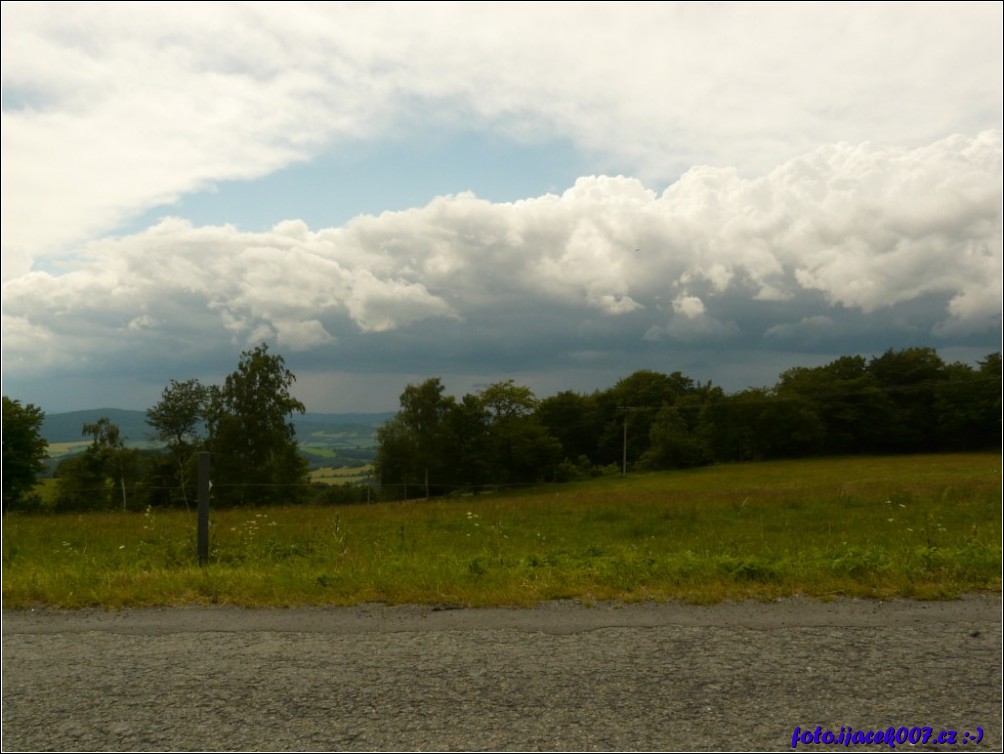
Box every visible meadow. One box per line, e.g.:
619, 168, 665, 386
2, 453, 999, 608
308, 464, 375, 486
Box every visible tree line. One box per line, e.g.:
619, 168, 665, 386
2, 345, 1000, 512
375, 348, 1001, 496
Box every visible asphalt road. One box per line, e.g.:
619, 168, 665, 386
2, 596, 1001, 751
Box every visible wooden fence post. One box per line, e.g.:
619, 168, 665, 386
198, 452, 209, 566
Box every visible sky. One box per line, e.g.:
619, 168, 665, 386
2, 2, 1002, 415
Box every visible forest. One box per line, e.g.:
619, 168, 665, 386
374, 347, 1002, 498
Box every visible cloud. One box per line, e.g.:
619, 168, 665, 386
641, 295, 740, 344
344, 270, 456, 333
3, 2, 1000, 273
673, 296, 706, 319
764, 316, 838, 346
274, 319, 334, 351
2, 133, 999, 411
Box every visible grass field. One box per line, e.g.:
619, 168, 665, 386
308, 465, 375, 485
45, 441, 92, 457
2, 453, 1000, 608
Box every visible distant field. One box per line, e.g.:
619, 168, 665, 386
309, 465, 375, 485
46, 441, 91, 457
2, 453, 999, 608
300, 445, 339, 459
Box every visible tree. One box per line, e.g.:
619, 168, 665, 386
147, 378, 208, 448
205, 344, 308, 505
478, 380, 559, 484
398, 378, 456, 440
375, 378, 458, 497
537, 390, 604, 464
374, 416, 422, 498
976, 352, 1003, 446
640, 405, 706, 469
442, 393, 491, 490
55, 417, 143, 511
697, 388, 824, 462
868, 347, 947, 452
934, 353, 1002, 450
375, 377, 560, 496
85, 418, 141, 510
2, 397, 49, 512
777, 356, 894, 454
146, 378, 209, 508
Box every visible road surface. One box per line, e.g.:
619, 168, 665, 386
2, 596, 1000, 751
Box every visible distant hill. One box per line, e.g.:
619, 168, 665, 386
41, 409, 157, 445
41, 409, 395, 449
296, 412, 395, 448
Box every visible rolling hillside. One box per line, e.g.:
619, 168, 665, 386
41, 409, 394, 467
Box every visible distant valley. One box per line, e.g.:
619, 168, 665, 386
41, 409, 395, 469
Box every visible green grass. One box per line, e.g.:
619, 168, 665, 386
3, 453, 1000, 608
33, 478, 60, 507
300, 445, 340, 459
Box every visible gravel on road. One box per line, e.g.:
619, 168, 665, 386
2, 596, 1001, 751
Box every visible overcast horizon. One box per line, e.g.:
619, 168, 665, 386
2, 3, 1001, 414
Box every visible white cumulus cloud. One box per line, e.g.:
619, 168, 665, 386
3, 2, 1000, 272
2, 133, 999, 405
